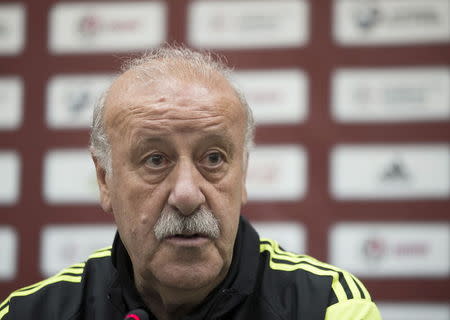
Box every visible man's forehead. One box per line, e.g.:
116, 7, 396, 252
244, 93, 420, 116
105, 68, 241, 116
103, 68, 246, 144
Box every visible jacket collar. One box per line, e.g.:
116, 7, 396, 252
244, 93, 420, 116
109, 215, 260, 318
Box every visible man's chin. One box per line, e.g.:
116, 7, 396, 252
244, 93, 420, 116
150, 255, 226, 291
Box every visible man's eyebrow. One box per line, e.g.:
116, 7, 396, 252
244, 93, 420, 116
198, 133, 236, 154
130, 136, 167, 156
129, 131, 238, 158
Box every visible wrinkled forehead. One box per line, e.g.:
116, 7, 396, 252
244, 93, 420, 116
108, 66, 240, 106
103, 68, 245, 138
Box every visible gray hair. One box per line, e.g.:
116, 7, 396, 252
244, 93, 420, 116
89, 46, 255, 173
154, 205, 220, 240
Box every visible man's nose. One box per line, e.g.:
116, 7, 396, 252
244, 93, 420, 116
167, 159, 206, 216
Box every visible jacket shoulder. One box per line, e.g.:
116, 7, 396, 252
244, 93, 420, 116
0, 246, 113, 320
258, 238, 381, 320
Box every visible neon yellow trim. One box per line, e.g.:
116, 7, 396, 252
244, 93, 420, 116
0, 246, 112, 317
260, 243, 348, 302
0, 275, 81, 312
351, 275, 371, 300
260, 238, 307, 257
15, 265, 85, 293
67, 262, 85, 268
261, 239, 328, 266
8, 275, 80, 298
1, 294, 11, 309
5, 250, 109, 304
260, 238, 371, 301
262, 238, 334, 269
269, 260, 348, 302
0, 263, 86, 310
260, 243, 313, 264
325, 299, 381, 320
342, 271, 360, 299
0, 305, 9, 319
88, 249, 112, 259
92, 245, 112, 253
55, 267, 84, 275
259, 242, 334, 274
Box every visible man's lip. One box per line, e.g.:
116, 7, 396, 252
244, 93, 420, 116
164, 234, 210, 246
166, 233, 208, 238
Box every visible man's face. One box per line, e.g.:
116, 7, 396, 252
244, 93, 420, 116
95, 70, 248, 293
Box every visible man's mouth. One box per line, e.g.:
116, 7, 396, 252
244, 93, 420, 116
165, 233, 210, 246
169, 233, 202, 239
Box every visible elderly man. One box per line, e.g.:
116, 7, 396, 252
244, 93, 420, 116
0, 47, 381, 320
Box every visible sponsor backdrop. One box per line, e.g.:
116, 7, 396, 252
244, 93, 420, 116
0, 0, 449, 318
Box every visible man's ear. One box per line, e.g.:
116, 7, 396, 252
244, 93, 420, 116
92, 155, 113, 213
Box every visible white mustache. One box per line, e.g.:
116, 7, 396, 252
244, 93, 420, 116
153, 206, 220, 240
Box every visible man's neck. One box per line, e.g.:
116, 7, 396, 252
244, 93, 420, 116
134, 272, 226, 320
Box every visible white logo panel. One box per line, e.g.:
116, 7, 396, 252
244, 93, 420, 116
40, 224, 116, 277
252, 221, 306, 254
331, 144, 450, 200
0, 151, 21, 205
334, 0, 450, 45
188, 0, 309, 49
378, 302, 450, 320
247, 145, 307, 201
0, 4, 25, 55
0, 77, 23, 130
330, 223, 450, 278
332, 67, 450, 122
0, 226, 18, 280
49, 2, 166, 53
233, 70, 308, 124
43, 149, 99, 204
46, 74, 115, 129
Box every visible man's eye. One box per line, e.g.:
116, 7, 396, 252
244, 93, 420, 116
201, 151, 224, 168
208, 152, 221, 164
145, 153, 169, 168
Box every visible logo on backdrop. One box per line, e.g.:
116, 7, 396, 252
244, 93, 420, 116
209, 12, 284, 33
66, 90, 91, 116
362, 236, 429, 262
352, 1, 441, 32
362, 237, 386, 261
380, 157, 410, 183
383, 86, 431, 106
353, 3, 381, 30
78, 14, 140, 38
351, 85, 430, 107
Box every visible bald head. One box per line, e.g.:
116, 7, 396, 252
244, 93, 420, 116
90, 46, 255, 173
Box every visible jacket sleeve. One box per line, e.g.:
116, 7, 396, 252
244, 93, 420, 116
322, 266, 382, 320
325, 299, 382, 320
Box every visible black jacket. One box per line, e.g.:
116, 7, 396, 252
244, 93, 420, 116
0, 217, 381, 320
